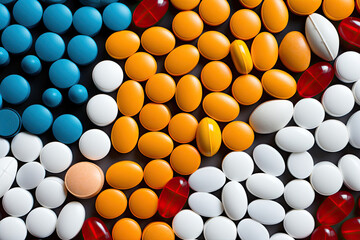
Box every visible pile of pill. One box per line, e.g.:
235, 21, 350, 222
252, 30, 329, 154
1, 0, 360, 239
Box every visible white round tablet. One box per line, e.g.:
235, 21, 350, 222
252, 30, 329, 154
2, 187, 33, 217
310, 161, 343, 196
222, 151, 254, 182
86, 94, 118, 127
204, 216, 237, 240
287, 152, 314, 179
40, 141, 72, 173
284, 180, 315, 209
92, 60, 123, 92
270, 233, 294, 240
352, 80, 360, 105
237, 218, 270, 240
26, 207, 57, 238
283, 210, 314, 239
78, 129, 111, 161
293, 98, 325, 129
35, 177, 67, 209
253, 144, 285, 177
0, 217, 27, 240
335, 51, 360, 83
315, 119, 349, 152
16, 161, 45, 190
347, 111, 360, 149
172, 209, 204, 240
0, 137, 10, 157
321, 84, 354, 117
11, 132, 43, 162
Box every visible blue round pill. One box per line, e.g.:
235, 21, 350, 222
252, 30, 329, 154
43, 4, 72, 34
73, 7, 102, 37
1, 25, 32, 54
0, 47, 10, 67
52, 114, 83, 144
0, 4, 10, 31
21, 55, 42, 75
0, 75, 30, 105
68, 84, 88, 104
0, 108, 21, 138
80, 0, 117, 8
22, 104, 53, 135
103, 3, 131, 31
35, 32, 65, 62
0, 0, 16, 4
13, 0, 43, 28
67, 35, 98, 65
42, 88, 62, 107
49, 59, 80, 89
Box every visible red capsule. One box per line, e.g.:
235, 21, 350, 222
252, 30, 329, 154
297, 62, 334, 98
339, 17, 360, 48
317, 191, 354, 226
342, 217, 360, 240
158, 177, 189, 218
82, 217, 112, 240
133, 0, 169, 28
311, 226, 338, 240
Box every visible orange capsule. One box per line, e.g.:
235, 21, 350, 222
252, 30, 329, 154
125, 52, 157, 81
230, 40, 253, 74
111, 116, 139, 154
201, 61, 232, 91
106, 31, 140, 60
261, 0, 289, 33
197, 31, 230, 60
106, 160, 143, 190
139, 103, 171, 131
145, 73, 176, 103
262, 69, 297, 99
222, 121, 254, 151
203, 92, 240, 122
230, 9, 261, 40
116, 80, 144, 116
251, 32, 278, 71
170, 144, 201, 175
175, 75, 202, 112
199, 0, 230, 26
165, 45, 200, 76
141, 27, 176, 56
196, 117, 222, 157
138, 132, 174, 159
232, 75, 263, 105
168, 113, 198, 143
172, 11, 203, 41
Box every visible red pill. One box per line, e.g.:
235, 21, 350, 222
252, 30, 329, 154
133, 0, 169, 28
311, 226, 337, 240
158, 176, 189, 218
339, 17, 360, 48
342, 217, 360, 240
82, 217, 112, 240
297, 62, 334, 98
317, 191, 354, 226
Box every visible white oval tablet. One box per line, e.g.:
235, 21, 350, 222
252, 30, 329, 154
249, 100, 293, 134
284, 180, 315, 209
2, 187, 33, 217
310, 161, 343, 196
247, 200, 285, 225
189, 166, 226, 192
347, 111, 360, 149
35, 177, 67, 209
79, 129, 111, 161
335, 51, 360, 83
270, 233, 295, 240
322, 84, 354, 117
283, 210, 314, 239
315, 119, 349, 152
275, 126, 314, 153
0, 156, 18, 198
92, 60, 123, 92
188, 192, 223, 218
253, 144, 285, 176
40, 141, 72, 173
0, 137, 10, 157
338, 154, 360, 191
16, 161, 45, 190
293, 98, 325, 129
172, 209, 203, 240
246, 173, 284, 200
222, 151, 254, 181
0, 217, 27, 240
26, 207, 57, 238
86, 94, 118, 127
56, 201, 85, 240
287, 152, 314, 179
237, 218, 269, 240
204, 216, 237, 240
352, 80, 360, 105
222, 181, 247, 221
11, 132, 43, 162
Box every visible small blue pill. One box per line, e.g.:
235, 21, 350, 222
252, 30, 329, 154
0, 75, 30, 105
21, 55, 42, 75
42, 88, 62, 108
49, 59, 80, 89
13, 0, 43, 28
35, 32, 65, 62
103, 3, 131, 31
0, 47, 10, 67
52, 114, 83, 144
0, 4, 10, 31
22, 104, 53, 135
80, 0, 117, 8
67, 35, 98, 65
73, 7, 102, 37
43, 4, 72, 34
1, 25, 32, 54
0, 108, 21, 138
68, 84, 88, 104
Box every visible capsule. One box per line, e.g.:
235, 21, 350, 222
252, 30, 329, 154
202, 92, 239, 122
175, 75, 202, 112
82, 217, 111, 240
311, 226, 337, 240
138, 132, 174, 159
261, 0, 288, 33
251, 32, 278, 71
196, 117, 222, 157
339, 17, 360, 48
133, 0, 169, 28
262, 69, 296, 99
342, 217, 360, 240
165, 45, 200, 76
230, 40, 253, 74
106, 161, 144, 190
116, 80, 144, 116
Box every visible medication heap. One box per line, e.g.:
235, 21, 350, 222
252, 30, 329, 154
0, 0, 360, 239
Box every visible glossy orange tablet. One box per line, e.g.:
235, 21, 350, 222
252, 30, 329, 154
170, 144, 201, 175
230, 9, 261, 40
168, 113, 198, 143
196, 117, 222, 157
138, 132, 174, 159
175, 75, 202, 112
111, 116, 139, 153
262, 69, 297, 99
230, 40, 253, 75
286, 0, 321, 15
197, 31, 230, 60
201, 61, 232, 91
145, 73, 176, 103
139, 103, 171, 131
261, 0, 289, 33
95, 189, 127, 219
232, 75, 263, 105
129, 188, 158, 219
144, 160, 173, 189
112, 218, 142, 240
251, 32, 278, 71
170, 0, 200, 10
222, 121, 254, 151
106, 30, 140, 60
141, 27, 176, 56
172, 11, 203, 41
165, 45, 200, 76
203, 92, 240, 122
240, 0, 262, 8
106, 160, 143, 190
323, 0, 354, 21
142, 222, 175, 240
199, 0, 230, 26
117, 80, 144, 116
125, 52, 157, 81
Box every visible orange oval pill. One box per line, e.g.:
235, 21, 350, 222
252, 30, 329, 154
201, 61, 232, 92
129, 188, 158, 219
261, 0, 289, 33
175, 75, 202, 112
112, 218, 142, 240
142, 222, 175, 240
145, 73, 176, 103
95, 189, 127, 219
111, 117, 139, 154
170, 144, 201, 175
196, 117, 222, 157
106, 30, 140, 60
279, 31, 311, 72
141, 27, 176, 56
172, 11, 203, 41
251, 32, 278, 71
323, 0, 354, 21
171, 0, 199, 10
232, 75, 263, 106
197, 31, 230, 60
117, 80, 144, 116
230, 9, 261, 40
230, 40, 253, 74
139, 103, 171, 131
138, 132, 174, 159
199, 0, 230, 26
165, 45, 200, 76
262, 69, 297, 99
168, 113, 198, 143
203, 92, 240, 122
144, 160, 173, 189
286, 0, 321, 15
222, 121, 254, 151
106, 160, 143, 190
125, 52, 157, 81
239, 0, 263, 8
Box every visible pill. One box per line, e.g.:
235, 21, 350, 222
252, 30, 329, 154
323, 0, 354, 21
203, 92, 239, 122
95, 189, 127, 219
0, 4, 10, 31
311, 226, 337, 240
0, 217, 27, 240
232, 75, 263, 105
141, 27, 175, 56
170, 144, 200, 175
199, 0, 230, 26
286, 0, 321, 15
339, 17, 360, 48
144, 160, 173, 189
112, 218, 141, 240
353, 80, 360, 105
198, 31, 230, 60
0, 74, 30, 105
142, 222, 175, 240
335, 51, 360, 83
0, 47, 9, 67
13, 0, 43, 28
116, 80, 144, 116
358, 0, 360, 13
172, 210, 203, 240
79, 129, 111, 161
246, 173, 284, 199
111, 116, 139, 154
16, 161, 45, 190
261, 0, 288, 33
133, 0, 168, 28
73, 7, 102, 36
0, 108, 22, 138
316, 119, 349, 152
261, 69, 297, 99
251, 32, 278, 71
82, 217, 111, 240
68, 84, 88, 104
188, 192, 223, 218
68, 35, 98, 65
222, 181, 247, 221
52, 114, 83, 144
222, 151, 254, 182
21, 55, 42, 75
80, 0, 116, 7
310, 161, 343, 196
106, 160, 143, 190
49, 59, 80, 89
253, 144, 285, 177
40, 142, 72, 174
347, 111, 360, 148
230, 40, 253, 74
222, 121, 254, 151
201, 61, 232, 92
248, 199, 285, 225
175, 75, 202, 112
26, 207, 57, 238
172, 11, 203, 41
189, 166, 226, 193
237, 218, 269, 240
275, 126, 314, 152
196, 117, 222, 157
338, 154, 360, 191
43, 4, 72, 34
230, 9, 260, 40
11, 132, 42, 163
293, 98, 324, 129
283, 210, 314, 239
171, 0, 200, 10
1, 24, 32, 54
92, 60, 123, 92
322, 84, 354, 117
139, 103, 171, 131
168, 113, 198, 143
341, 217, 360, 239
36, 177, 67, 209
22, 104, 53, 135
35, 32, 65, 62
146, 73, 175, 103
0, 137, 9, 157
239, 0, 262, 8
287, 152, 314, 179
138, 132, 174, 159
56, 202, 85, 240
125, 52, 157, 81
204, 216, 237, 240
106, 30, 140, 60
165, 45, 200, 76
86, 94, 118, 127
103, 2, 132, 30
129, 188, 158, 219
2, 187, 33, 217
284, 180, 315, 209
270, 233, 294, 240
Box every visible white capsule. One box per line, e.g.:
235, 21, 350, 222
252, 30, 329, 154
222, 181, 247, 221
